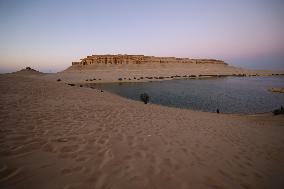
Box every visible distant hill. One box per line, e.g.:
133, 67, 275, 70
12, 67, 44, 75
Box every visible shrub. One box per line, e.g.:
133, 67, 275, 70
118, 78, 122, 81
68, 83, 75, 86
140, 93, 150, 104
57, 79, 61, 82
273, 106, 284, 115
140, 77, 144, 79
79, 85, 83, 87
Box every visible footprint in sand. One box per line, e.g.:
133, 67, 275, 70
204, 176, 227, 189
181, 147, 188, 154
239, 172, 247, 177
61, 166, 83, 175
133, 151, 144, 158
98, 149, 114, 169
61, 168, 72, 175
126, 135, 136, 147
63, 183, 93, 189
60, 145, 80, 153
59, 153, 78, 159
42, 143, 57, 153
240, 182, 252, 189
75, 156, 89, 162
97, 138, 107, 145
162, 158, 177, 170
254, 171, 263, 180
0, 166, 23, 183
218, 169, 234, 180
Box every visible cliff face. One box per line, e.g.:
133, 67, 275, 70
72, 54, 227, 66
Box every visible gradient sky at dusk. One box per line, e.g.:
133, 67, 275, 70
0, 0, 284, 73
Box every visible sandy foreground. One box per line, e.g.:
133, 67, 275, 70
1, 72, 284, 189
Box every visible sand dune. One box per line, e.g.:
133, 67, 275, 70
0, 73, 284, 189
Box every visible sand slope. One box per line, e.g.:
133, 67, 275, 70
0, 73, 284, 189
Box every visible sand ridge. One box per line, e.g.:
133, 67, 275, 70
0, 73, 284, 189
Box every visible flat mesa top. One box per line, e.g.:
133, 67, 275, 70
72, 54, 226, 66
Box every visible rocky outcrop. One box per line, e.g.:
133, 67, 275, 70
72, 54, 227, 66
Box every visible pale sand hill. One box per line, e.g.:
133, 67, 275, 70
44, 63, 284, 83
0, 73, 284, 189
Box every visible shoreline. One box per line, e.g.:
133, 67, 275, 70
2, 71, 283, 117
3, 71, 284, 116
64, 77, 281, 116
59, 74, 284, 85
90, 91, 280, 117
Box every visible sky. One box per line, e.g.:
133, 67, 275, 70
0, 0, 284, 73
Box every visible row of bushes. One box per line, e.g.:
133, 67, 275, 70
85, 78, 102, 81
118, 75, 199, 81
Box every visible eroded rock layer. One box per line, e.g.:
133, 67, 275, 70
72, 54, 227, 66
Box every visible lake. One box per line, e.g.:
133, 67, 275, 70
89, 76, 284, 114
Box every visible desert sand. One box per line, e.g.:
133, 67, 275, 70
1, 69, 284, 189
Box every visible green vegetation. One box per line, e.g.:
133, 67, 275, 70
273, 106, 284, 115
140, 93, 150, 104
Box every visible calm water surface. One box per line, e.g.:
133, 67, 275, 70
90, 76, 284, 114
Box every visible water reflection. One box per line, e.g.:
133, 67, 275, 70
87, 77, 284, 114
